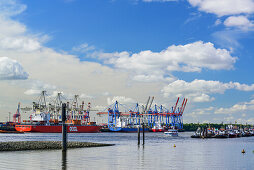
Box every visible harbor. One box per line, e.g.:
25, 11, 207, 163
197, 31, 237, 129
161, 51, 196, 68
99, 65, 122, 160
0, 94, 254, 169
1, 0, 254, 169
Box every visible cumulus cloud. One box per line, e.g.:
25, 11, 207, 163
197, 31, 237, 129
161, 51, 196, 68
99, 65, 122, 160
162, 79, 254, 102
0, 57, 28, 80
187, 107, 214, 116
215, 99, 254, 114
188, 0, 254, 36
224, 15, 254, 30
107, 96, 136, 105
0, 2, 42, 52
188, 0, 254, 17
97, 41, 236, 82
24, 80, 56, 95
0, 36, 41, 52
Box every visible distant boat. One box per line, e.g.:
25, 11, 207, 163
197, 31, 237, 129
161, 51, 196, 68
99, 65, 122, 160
164, 129, 178, 137
228, 130, 237, 138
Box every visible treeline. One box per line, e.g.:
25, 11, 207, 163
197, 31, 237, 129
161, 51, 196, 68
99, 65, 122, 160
183, 123, 253, 131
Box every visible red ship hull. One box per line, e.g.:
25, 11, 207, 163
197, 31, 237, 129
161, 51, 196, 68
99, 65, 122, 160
152, 128, 164, 132
15, 124, 102, 133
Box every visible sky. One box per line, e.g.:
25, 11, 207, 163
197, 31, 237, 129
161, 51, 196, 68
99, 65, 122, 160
0, 0, 254, 124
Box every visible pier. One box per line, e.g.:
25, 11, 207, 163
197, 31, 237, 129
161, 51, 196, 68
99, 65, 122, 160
0, 141, 114, 151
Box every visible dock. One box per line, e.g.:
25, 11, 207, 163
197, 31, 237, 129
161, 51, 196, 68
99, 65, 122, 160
0, 141, 114, 151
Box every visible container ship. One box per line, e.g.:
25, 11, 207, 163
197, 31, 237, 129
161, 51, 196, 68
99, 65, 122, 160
15, 123, 101, 133
15, 91, 101, 133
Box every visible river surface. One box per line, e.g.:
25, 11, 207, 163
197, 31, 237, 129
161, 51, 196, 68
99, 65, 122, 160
0, 132, 253, 170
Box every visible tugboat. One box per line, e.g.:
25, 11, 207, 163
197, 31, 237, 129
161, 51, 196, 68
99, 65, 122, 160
228, 130, 237, 138
213, 129, 228, 138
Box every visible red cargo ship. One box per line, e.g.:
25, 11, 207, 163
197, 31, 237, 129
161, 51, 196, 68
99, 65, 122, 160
15, 124, 101, 133
15, 91, 102, 133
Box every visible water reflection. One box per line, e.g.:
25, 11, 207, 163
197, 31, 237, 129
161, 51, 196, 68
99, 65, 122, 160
138, 145, 145, 168
62, 151, 67, 170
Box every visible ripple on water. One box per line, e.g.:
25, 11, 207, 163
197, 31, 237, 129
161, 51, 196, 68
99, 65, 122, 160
0, 132, 253, 170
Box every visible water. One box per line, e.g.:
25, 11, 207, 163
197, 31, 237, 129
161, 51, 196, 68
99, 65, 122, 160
0, 132, 253, 170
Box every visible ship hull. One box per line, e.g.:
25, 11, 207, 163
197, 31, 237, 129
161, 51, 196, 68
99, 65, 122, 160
15, 124, 102, 133
152, 128, 164, 132
108, 127, 149, 132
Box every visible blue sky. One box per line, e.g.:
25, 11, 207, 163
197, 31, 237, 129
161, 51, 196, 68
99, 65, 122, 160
1, 0, 254, 123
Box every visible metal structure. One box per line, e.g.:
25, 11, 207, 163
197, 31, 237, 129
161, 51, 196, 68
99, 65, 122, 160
13, 102, 21, 123
97, 97, 188, 130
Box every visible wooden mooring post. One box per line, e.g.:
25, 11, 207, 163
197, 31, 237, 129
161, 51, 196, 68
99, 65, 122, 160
142, 123, 145, 145
62, 103, 67, 152
138, 125, 140, 145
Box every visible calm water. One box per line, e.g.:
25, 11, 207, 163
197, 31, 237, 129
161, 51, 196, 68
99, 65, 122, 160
0, 132, 253, 170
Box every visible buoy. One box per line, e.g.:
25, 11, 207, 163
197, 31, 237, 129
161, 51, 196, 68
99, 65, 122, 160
173, 144, 176, 147
242, 149, 245, 154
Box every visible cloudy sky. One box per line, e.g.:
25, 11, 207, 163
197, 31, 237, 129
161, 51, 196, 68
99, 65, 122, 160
0, 0, 254, 124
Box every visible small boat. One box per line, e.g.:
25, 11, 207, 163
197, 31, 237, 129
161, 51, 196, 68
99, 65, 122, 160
164, 129, 178, 137
191, 132, 201, 138
228, 130, 237, 138
213, 130, 228, 138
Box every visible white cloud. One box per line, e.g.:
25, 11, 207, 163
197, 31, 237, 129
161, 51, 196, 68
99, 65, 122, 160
80, 93, 95, 99
0, 11, 42, 52
215, 19, 222, 26
0, 56, 28, 80
0, 36, 41, 52
97, 41, 236, 82
107, 96, 136, 105
162, 79, 254, 102
72, 43, 95, 53
224, 15, 254, 30
24, 80, 56, 95
188, 0, 254, 38
215, 99, 254, 114
0, 16, 26, 36
188, 0, 254, 17
0, 0, 27, 17
24, 89, 41, 96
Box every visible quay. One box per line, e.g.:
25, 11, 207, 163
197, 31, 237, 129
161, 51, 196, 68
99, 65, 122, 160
0, 141, 114, 151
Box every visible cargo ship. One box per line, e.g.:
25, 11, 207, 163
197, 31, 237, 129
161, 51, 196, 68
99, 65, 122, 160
15, 123, 101, 133
107, 117, 149, 132
15, 91, 101, 133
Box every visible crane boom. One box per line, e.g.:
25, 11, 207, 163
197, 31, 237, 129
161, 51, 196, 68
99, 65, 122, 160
173, 97, 179, 113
